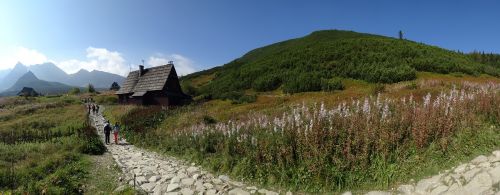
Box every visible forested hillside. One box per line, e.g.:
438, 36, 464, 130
181, 30, 500, 100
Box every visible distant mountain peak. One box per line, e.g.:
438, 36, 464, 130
19, 71, 38, 81
76, 69, 90, 73
14, 62, 24, 67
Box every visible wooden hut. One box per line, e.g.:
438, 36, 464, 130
17, 87, 39, 97
116, 63, 190, 106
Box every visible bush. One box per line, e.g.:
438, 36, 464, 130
203, 115, 217, 125
77, 123, 106, 155
283, 74, 322, 94
252, 75, 282, 92
69, 88, 80, 95
371, 83, 386, 95
182, 83, 199, 96
233, 94, 257, 104
321, 77, 344, 91
95, 95, 118, 105
405, 81, 418, 90
87, 84, 96, 93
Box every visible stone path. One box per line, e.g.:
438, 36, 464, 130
89, 107, 279, 195
359, 150, 500, 195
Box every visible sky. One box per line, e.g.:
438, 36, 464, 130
1, 0, 499, 76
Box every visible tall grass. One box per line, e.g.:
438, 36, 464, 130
0, 96, 104, 193
119, 81, 500, 192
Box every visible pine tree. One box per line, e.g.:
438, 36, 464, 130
109, 82, 120, 91
399, 30, 404, 40
87, 84, 96, 93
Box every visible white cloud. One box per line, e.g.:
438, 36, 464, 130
58, 47, 129, 76
0, 46, 197, 77
147, 54, 196, 76
0, 47, 49, 70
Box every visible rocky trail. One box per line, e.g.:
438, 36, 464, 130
89, 106, 499, 195
89, 107, 280, 195
362, 150, 500, 195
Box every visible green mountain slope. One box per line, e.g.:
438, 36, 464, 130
0, 71, 75, 96
182, 30, 500, 98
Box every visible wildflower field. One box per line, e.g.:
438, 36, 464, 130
107, 76, 500, 192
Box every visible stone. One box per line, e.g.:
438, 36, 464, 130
454, 164, 468, 174
228, 188, 250, 195
478, 162, 491, 168
153, 185, 163, 195
365, 191, 391, 195
113, 185, 127, 193
430, 185, 448, 195
264, 190, 279, 195
192, 173, 200, 180
463, 168, 481, 182
181, 178, 195, 186
493, 150, 500, 158
246, 186, 258, 191
141, 182, 156, 192
488, 166, 500, 184
205, 189, 217, 195
180, 188, 195, 195
178, 173, 189, 179
219, 175, 230, 182
149, 175, 159, 182
167, 183, 181, 192
488, 155, 500, 163
171, 176, 181, 184
397, 185, 414, 194
203, 183, 214, 189
286, 191, 293, 195
415, 175, 441, 192
463, 172, 492, 193
471, 155, 488, 165
187, 166, 199, 174
212, 178, 223, 185
136, 176, 147, 185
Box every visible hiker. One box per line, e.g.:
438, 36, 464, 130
113, 122, 120, 144
96, 105, 100, 114
104, 120, 111, 144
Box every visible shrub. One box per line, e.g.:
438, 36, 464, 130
252, 75, 282, 92
283, 74, 322, 94
77, 123, 106, 155
233, 94, 257, 104
69, 88, 81, 95
182, 83, 199, 96
405, 81, 418, 90
95, 95, 118, 105
371, 83, 386, 95
321, 77, 344, 91
202, 115, 217, 125
86, 84, 96, 93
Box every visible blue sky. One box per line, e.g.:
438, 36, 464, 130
1, 0, 499, 76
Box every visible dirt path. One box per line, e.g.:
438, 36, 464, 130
89, 106, 279, 195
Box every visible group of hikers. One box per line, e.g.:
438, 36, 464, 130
103, 120, 120, 145
83, 98, 100, 115
83, 97, 121, 145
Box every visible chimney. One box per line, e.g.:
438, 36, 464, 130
139, 65, 144, 76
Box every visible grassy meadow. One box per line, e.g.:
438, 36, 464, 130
103, 73, 500, 193
0, 95, 111, 194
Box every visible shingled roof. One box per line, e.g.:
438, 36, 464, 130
116, 64, 173, 95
